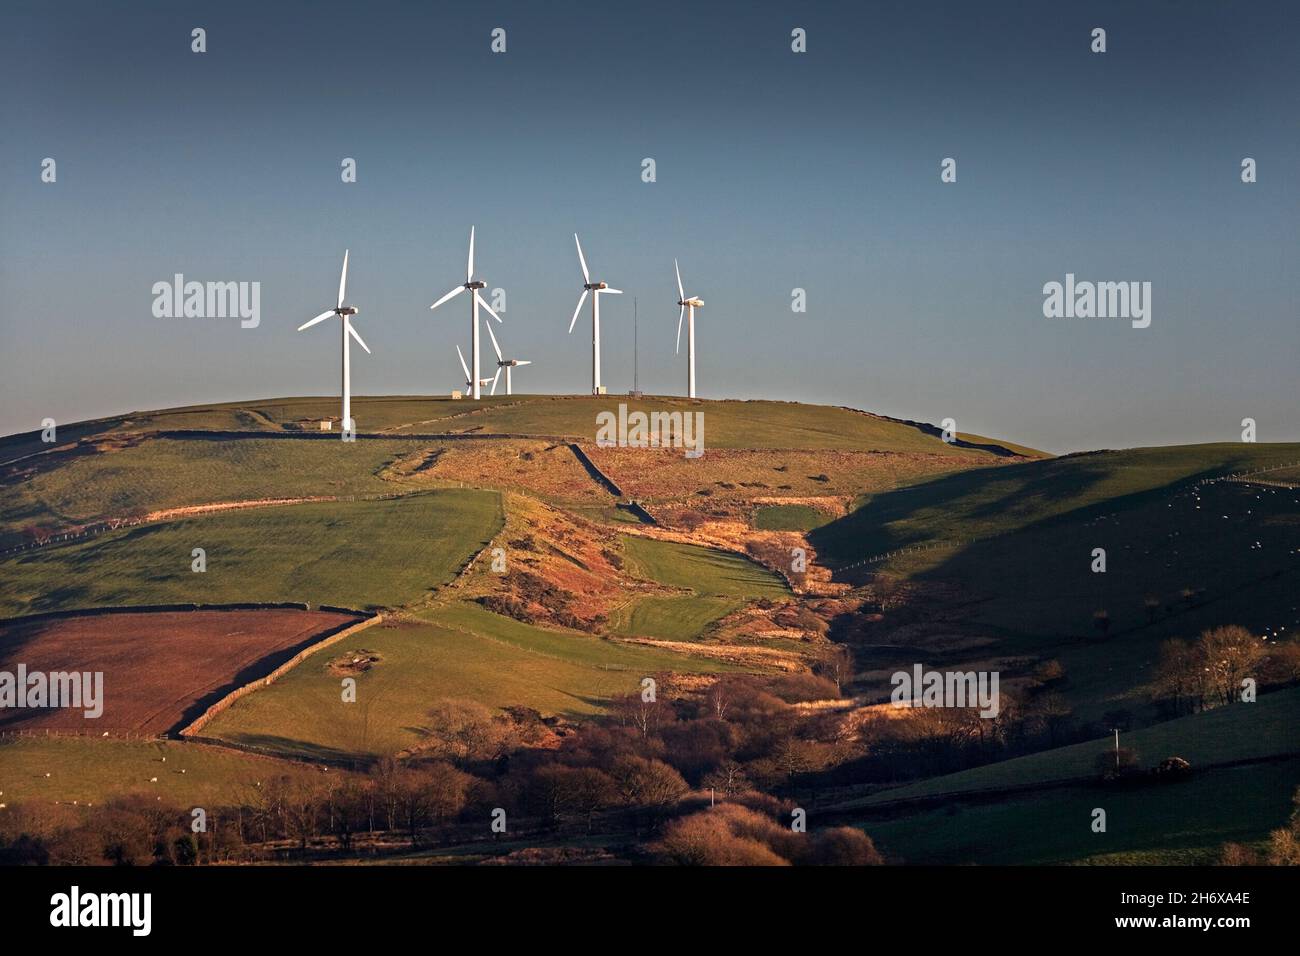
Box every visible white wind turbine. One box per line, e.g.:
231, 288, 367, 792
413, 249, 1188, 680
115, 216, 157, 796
297, 250, 371, 433
567, 233, 621, 394
484, 320, 532, 396
455, 345, 496, 395
430, 227, 502, 400
674, 259, 704, 398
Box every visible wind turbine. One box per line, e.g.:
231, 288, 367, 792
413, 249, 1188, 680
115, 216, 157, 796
297, 250, 371, 433
455, 345, 496, 395
484, 320, 532, 396
567, 234, 621, 394
674, 259, 704, 399
430, 227, 502, 400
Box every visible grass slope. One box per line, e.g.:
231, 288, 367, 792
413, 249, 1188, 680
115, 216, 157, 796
864, 757, 1300, 865
390, 395, 1029, 455
0, 437, 452, 545
0, 490, 503, 615
812, 442, 1300, 567
621, 536, 789, 598
608, 596, 743, 641
0, 736, 320, 807
204, 601, 739, 760
855, 687, 1300, 807
753, 503, 835, 531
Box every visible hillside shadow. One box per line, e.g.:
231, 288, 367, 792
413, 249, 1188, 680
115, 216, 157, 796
810, 452, 1258, 571
809, 457, 1111, 566
215, 733, 370, 767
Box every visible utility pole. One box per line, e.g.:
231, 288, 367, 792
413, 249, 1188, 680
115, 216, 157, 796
631, 296, 641, 397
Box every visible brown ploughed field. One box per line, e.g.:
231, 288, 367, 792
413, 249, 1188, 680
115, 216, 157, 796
0, 608, 362, 735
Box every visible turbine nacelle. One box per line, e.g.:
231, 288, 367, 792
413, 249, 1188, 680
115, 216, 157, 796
336, 306, 359, 316
466, 280, 487, 291
677, 298, 703, 308
584, 281, 609, 291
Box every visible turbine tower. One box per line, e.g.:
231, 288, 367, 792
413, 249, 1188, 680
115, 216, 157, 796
430, 227, 502, 400
675, 259, 704, 398
485, 320, 532, 396
455, 345, 497, 395
297, 250, 372, 433
567, 234, 621, 394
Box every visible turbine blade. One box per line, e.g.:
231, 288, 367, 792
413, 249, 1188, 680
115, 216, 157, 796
467, 226, 475, 282
676, 305, 685, 353
430, 285, 466, 311
346, 320, 371, 354
298, 310, 335, 332
475, 291, 503, 323
574, 233, 590, 283
675, 258, 684, 301
490, 367, 501, 396
516, 360, 532, 366
338, 250, 349, 309
568, 289, 589, 333
456, 344, 472, 382
600, 288, 623, 295
484, 318, 503, 361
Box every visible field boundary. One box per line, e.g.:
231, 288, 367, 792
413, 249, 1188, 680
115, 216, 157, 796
0, 601, 312, 626
177, 611, 383, 739
566, 443, 624, 496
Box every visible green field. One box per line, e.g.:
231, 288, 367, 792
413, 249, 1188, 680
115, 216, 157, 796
0, 490, 503, 615
811, 443, 1300, 568
204, 601, 739, 760
862, 756, 1300, 865
0, 436, 469, 546
0, 735, 319, 807
850, 687, 1300, 807
621, 536, 790, 598
608, 595, 742, 641
1, 394, 1036, 457
753, 503, 835, 531
610, 537, 789, 641
847, 690, 1300, 864
389, 395, 1027, 455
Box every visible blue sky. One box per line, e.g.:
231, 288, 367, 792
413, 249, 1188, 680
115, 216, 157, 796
1, 0, 1296, 452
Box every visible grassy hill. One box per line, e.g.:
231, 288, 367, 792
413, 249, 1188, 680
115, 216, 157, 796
812, 443, 1300, 568
0, 490, 503, 616
840, 690, 1300, 864
390, 395, 1037, 455
609, 536, 791, 641
849, 687, 1300, 807
620, 536, 790, 598
0, 735, 326, 808
202, 600, 742, 760
863, 756, 1300, 865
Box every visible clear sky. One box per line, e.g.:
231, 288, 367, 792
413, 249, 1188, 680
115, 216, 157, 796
1, 0, 1296, 452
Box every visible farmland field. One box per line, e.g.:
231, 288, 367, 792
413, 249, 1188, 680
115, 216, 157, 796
620, 536, 789, 598
202, 601, 740, 760
0, 735, 333, 806
753, 503, 835, 531
0, 490, 503, 616
811, 443, 1300, 568
0, 436, 451, 546
862, 756, 1300, 865
608, 595, 741, 641
0, 608, 365, 734
389, 395, 1038, 455
846, 687, 1300, 808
